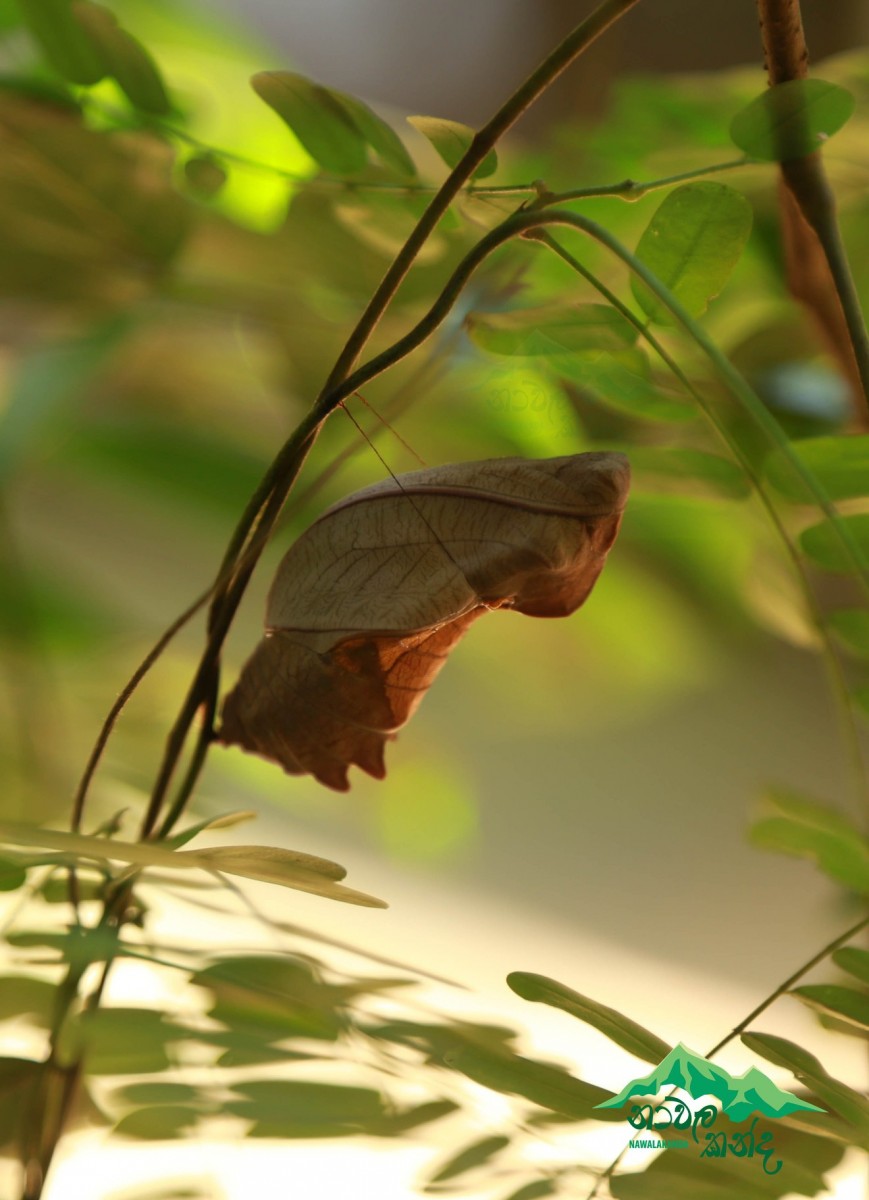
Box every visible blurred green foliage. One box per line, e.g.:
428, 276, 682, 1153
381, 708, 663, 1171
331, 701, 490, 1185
0, 1, 867, 1198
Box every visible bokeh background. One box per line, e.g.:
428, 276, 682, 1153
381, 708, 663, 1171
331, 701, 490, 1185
0, 1, 867, 1197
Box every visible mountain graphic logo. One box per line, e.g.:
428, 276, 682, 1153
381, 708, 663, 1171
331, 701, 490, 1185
595, 1043, 824, 1122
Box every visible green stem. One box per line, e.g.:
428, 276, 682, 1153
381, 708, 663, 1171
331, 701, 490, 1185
705, 913, 869, 1058
534, 156, 751, 206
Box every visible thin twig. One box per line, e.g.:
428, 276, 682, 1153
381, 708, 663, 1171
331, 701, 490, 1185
137, 0, 646, 842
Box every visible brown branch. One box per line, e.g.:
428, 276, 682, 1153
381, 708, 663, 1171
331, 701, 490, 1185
757, 0, 869, 422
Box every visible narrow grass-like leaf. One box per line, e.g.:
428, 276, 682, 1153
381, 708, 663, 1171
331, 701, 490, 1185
742, 1032, 869, 1136
800, 514, 869, 573
507, 972, 670, 1065
832, 947, 869, 986
252, 71, 367, 173
70, 2, 171, 114
17, 0, 106, 85
730, 79, 855, 161
444, 1044, 620, 1122
791, 985, 869, 1032
427, 1135, 511, 1184
466, 304, 636, 356
748, 788, 869, 892
407, 116, 497, 178
631, 182, 752, 324
0, 822, 386, 907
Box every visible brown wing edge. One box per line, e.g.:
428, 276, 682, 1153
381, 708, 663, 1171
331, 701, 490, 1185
218, 611, 483, 791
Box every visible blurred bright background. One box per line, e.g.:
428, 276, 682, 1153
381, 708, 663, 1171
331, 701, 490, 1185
0, 0, 867, 1197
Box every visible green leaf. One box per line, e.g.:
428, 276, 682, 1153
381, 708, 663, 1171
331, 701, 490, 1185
226, 1079, 386, 1137
507, 972, 670, 1065
0, 821, 387, 907
829, 609, 869, 658
427, 1134, 511, 1184
466, 304, 637, 356
201, 1030, 313, 1069
730, 79, 855, 162
366, 1017, 519, 1064
0, 857, 27, 891
556, 349, 694, 422
748, 788, 869, 892
183, 154, 228, 198
629, 447, 750, 499
251, 71, 367, 174
791, 985, 869, 1032
114, 1105, 200, 1140
631, 181, 752, 324
7, 926, 121, 969
331, 89, 416, 177
800, 514, 869, 574
832, 947, 869, 986
742, 1032, 869, 1137
17, 0, 107, 85
77, 1007, 186, 1075
191, 955, 344, 1041
192, 845, 387, 906
70, 3, 171, 114
443, 1044, 620, 1122
500, 1184, 557, 1200
373, 1099, 458, 1135
407, 115, 497, 178
0, 94, 190, 305
0, 976, 56, 1026
166, 810, 256, 850
765, 434, 869, 503
113, 1082, 204, 1107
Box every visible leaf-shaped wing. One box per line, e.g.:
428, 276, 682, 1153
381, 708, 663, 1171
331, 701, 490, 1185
220, 452, 629, 790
